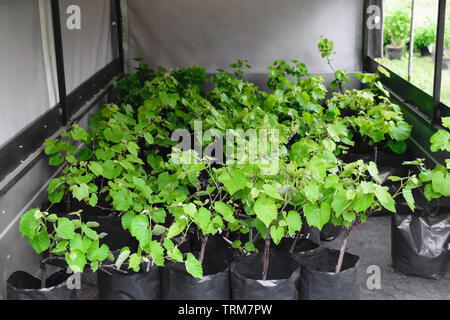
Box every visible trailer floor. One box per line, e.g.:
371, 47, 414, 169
322, 214, 450, 300
77, 215, 450, 300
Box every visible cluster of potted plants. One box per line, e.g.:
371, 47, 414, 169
384, 5, 411, 60
8, 37, 449, 300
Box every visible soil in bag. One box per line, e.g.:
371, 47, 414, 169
161, 253, 230, 300
392, 205, 450, 280
230, 251, 300, 300
299, 248, 360, 300
97, 250, 162, 300
7, 269, 77, 300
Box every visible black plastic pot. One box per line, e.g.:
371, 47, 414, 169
391, 205, 450, 280
191, 234, 235, 264
97, 265, 161, 300
320, 224, 341, 241
419, 46, 432, 57
230, 252, 300, 300
443, 57, 450, 70
83, 212, 138, 252
7, 270, 77, 300
161, 254, 230, 300
386, 46, 403, 60
299, 248, 360, 300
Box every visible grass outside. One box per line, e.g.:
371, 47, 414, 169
378, 54, 450, 107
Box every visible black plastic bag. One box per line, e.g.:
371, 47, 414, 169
230, 252, 300, 300
278, 239, 321, 264
191, 234, 235, 264
161, 254, 230, 300
320, 224, 341, 241
391, 205, 450, 280
83, 213, 138, 251
7, 270, 77, 300
97, 265, 161, 300
299, 248, 360, 300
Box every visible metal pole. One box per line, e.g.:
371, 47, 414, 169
432, 0, 447, 124
50, 0, 69, 125
408, 0, 415, 82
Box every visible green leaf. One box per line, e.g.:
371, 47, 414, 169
152, 224, 166, 236
352, 193, 374, 213
195, 207, 211, 232
270, 225, 286, 245
387, 140, 407, 155
389, 121, 411, 141
218, 170, 247, 195
430, 130, 450, 152
214, 202, 237, 223
19, 209, 40, 240
129, 253, 141, 272
263, 184, 283, 201
403, 188, 415, 212
331, 190, 349, 217
143, 132, 154, 145
167, 221, 186, 238
104, 127, 123, 143
70, 234, 92, 252
56, 218, 75, 240
130, 215, 150, 247
244, 241, 258, 253
65, 249, 87, 273
127, 142, 140, 156
304, 180, 320, 202
152, 208, 166, 224
150, 241, 165, 266
167, 247, 184, 262
374, 185, 396, 213
121, 211, 135, 230
30, 231, 50, 254
431, 170, 450, 196
232, 240, 242, 249
72, 183, 90, 202
89, 162, 103, 176
254, 197, 278, 228
368, 162, 381, 183
82, 224, 99, 241
185, 253, 203, 279
286, 211, 302, 236
49, 154, 64, 166
442, 117, 450, 129
304, 203, 330, 230
87, 243, 109, 262
183, 203, 197, 217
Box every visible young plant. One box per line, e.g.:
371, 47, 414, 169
384, 6, 411, 49
398, 117, 450, 215
19, 208, 112, 287
318, 36, 349, 93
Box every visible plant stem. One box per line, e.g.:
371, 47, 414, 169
335, 219, 361, 273
374, 143, 378, 165
289, 232, 301, 254
335, 230, 349, 274
262, 227, 271, 281
199, 234, 209, 264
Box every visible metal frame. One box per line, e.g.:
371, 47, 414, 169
50, 0, 68, 125
432, 0, 447, 124
364, 0, 449, 127
0, 1, 124, 193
